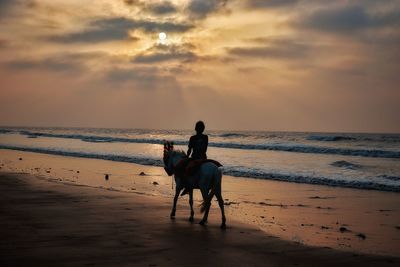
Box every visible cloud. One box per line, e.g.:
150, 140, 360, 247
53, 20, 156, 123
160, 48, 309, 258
0, 0, 36, 14
298, 5, 400, 34
122, 0, 141, 6
123, 0, 177, 15
3, 52, 104, 72
132, 43, 198, 63
226, 38, 309, 59
105, 66, 179, 90
0, 0, 14, 9
46, 17, 193, 43
245, 0, 299, 9
187, 0, 228, 19
133, 52, 196, 63
147, 2, 177, 14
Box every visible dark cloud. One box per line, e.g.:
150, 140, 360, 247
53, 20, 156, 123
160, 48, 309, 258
133, 52, 196, 63
123, 0, 141, 6
0, 0, 17, 17
298, 5, 400, 33
227, 38, 309, 59
0, 0, 19, 11
46, 17, 193, 43
132, 43, 197, 63
187, 0, 228, 19
3, 52, 104, 72
0, 0, 36, 14
46, 24, 127, 44
146, 2, 177, 15
0, 0, 14, 8
123, 0, 177, 15
246, 0, 299, 9
127, 35, 140, 42
5, 58, 81, 72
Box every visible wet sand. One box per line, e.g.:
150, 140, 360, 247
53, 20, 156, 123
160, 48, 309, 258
1, 172, 399, 267
1, 149, 400, 257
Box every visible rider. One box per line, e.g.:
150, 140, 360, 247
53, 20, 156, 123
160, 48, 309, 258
187, 121, 208, 160
181, 121, 208, 196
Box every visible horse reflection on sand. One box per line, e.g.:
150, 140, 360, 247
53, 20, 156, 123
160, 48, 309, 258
163, 141, 226, 229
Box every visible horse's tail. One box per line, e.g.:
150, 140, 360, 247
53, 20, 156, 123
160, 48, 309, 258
200, 188, 214, 213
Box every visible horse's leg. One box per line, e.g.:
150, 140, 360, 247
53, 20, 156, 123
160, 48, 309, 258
203, 189, 214, 224
188, 189, 194, 222
215, 188, 226, 229
170, 184, 181, 219
199, 188, 214, 226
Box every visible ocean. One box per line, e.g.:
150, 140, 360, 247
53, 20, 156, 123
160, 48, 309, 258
0, 127, 399, 192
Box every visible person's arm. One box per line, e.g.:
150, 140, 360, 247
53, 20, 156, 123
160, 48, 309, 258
202, 135, 208, 158
187, 137, 193, 157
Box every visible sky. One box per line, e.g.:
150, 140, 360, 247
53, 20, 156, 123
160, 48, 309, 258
0, 0, 399, 132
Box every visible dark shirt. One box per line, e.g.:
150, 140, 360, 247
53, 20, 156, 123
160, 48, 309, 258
188, 134, 208, 160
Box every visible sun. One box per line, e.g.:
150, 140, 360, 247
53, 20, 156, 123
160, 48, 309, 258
158, 32, 167, 45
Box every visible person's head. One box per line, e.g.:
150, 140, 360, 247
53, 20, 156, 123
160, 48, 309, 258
195, 121, 205, 134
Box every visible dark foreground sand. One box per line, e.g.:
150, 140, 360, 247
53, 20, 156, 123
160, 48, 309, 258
0, 173, 399, 267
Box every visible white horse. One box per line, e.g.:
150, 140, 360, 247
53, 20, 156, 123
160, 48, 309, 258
163, 141, 226, 229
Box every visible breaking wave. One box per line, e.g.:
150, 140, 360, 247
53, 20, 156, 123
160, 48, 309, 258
330, 160, 362, 170
307, 135, 355, 141
12, 130, 400, 159
307, 134, 400, 143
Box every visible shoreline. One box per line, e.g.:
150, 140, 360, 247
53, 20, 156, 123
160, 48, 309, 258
1, 144, 398, 193
1, 149, 399, 257
1, 172, 399, 266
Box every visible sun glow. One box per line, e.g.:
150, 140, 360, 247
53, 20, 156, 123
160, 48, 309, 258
158, 32, 167, 45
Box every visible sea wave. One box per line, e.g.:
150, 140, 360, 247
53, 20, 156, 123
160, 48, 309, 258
378, 175, 400, 182
307, 134, 400, 143
213, 133, 251, 138
307, 135, 355, 141
223, 167, 399, 192
11, 130, 400, 159
211, 142, 400, 159
0, 145, 399, 192
330, 160, 362, 170
0, 129, 12, 134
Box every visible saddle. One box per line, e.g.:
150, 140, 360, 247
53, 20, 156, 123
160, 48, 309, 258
175, 158, 222, 179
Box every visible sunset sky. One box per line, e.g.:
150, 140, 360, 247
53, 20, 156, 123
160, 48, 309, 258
0, 0, 399, 132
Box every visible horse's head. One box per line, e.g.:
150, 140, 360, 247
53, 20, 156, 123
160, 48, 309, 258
163, 141, 175, 176
163, 140, 186, 176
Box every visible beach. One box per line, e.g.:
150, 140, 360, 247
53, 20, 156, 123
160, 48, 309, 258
1, 149, 399, 266
1, 172, 399, 267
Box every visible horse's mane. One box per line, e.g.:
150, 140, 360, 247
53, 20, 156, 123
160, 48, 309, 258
172, 150, 186, 157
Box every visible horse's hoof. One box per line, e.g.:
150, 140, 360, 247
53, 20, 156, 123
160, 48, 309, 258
170, 215, 175, 220
199, 220, 206, 226
220, 223, 227, 230
189, 217, 194, 222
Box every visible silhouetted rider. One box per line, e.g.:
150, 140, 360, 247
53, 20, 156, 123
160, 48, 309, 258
180, 121, 208, 196
187, 121, 208, 160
